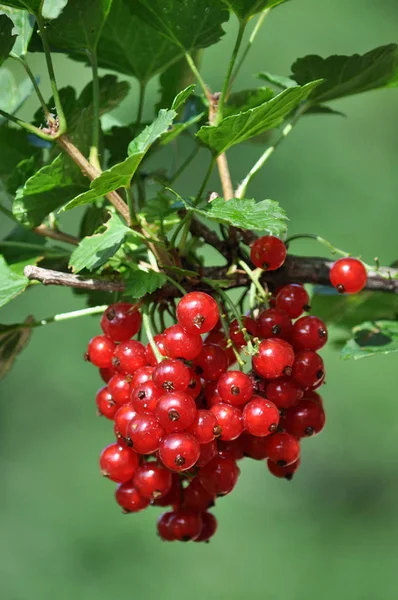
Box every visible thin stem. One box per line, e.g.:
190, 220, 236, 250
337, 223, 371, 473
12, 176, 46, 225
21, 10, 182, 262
238, 260, 268, 301
194, 155, 217, 205
230, 9, 270, 88
135, 83, 146, 133
87, 50, 101, 171
164, 274, 186, 297
0, 202, 15, 220
0, 108, 55, 141
170, 144, 200, 184
36, 14, 66, 135
6, 305, 108, 332
185, 52, 211, 101
0, 241, 70, 257
12, 54, 51, 120
216, 152, 234, 200
142, 305, 163, 363
34, 224, 79, 246
285, 234, 348, 258
216, 20, 247, 123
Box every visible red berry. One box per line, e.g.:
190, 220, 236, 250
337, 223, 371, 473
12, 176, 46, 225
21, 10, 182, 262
133, 463, 172, 500
275, 284, 310, 319
114, 403, 137, 440
130, 381, 163, 415
152, 359, 190, 393
265, 378, 303, 409
291, 316, 328, 351
210, 403, 243, 441
229, 316, 258, 347
155, 391, 197, 432
242, 397, 280, 437
182, 478, 215, 511
107, 373, 132, 405
186, 367, 202, 400
217, 370, 253, 405
112, 340, 147, 374
99, 442, 139, 482
205, 329, 237, 365
257, 308, 292, 340
253, 338, 295, 379
330, 257, 367, 294
145, 334, 167, 366
96, 386, 117, 419
87, 335, 115, 368
198, 455, 239, 496
292, 350, 325, 390
218, 437, 245, 461
241, 433, 270, 460
153, 473, 182, 508
196, 440, 218, 467
130, 366, 155, 389
127, 414, 164, 455
264, 432, 300, 466
100, 303, 142, 342
164, 325, 203, 361
157, 512, 176, 541
188, 409, 219, 444
115, 482, 149, 513
195, 512, 217, 542
177, 292, 219, 334
170, 508, 203, 541
203, 381, 218, 401
159, 432, 200, 472
267, 457, 300, 480
193, 344, 228, 381
250, 235, 286, 270
206, 392, 223, 409
283, 399, 326, 438
99, 366, 115, 383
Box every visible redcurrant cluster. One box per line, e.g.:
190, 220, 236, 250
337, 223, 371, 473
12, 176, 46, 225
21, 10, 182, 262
85, 236, 367, 543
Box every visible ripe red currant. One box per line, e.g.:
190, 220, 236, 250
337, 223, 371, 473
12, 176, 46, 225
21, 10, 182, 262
96, 386, 117, 419
159, 432, 200, 472
291, 316, 328, 351
267, 457, 301, 480
99, 442, 139, 482
113, 403, 137, 440
100, 303, 142, 342
264, 432, 300, 466
241, 433, 270, 460
218, 437, 245, 461
283, 398, 326, 438
257, 308, 292, 340
170, 508, 203, 541
107, 373, 132, 405
112, 340, 147, 374
265, 378, 303, 409
155, 391, 197, 432
275, 284, 310, 319
182, 478, 215, 512
198, 455, 239, 496
145, 334, 167, 366
194, 512, 217, 543
196, 440, 218, 467
210, 403, 243, 441
130, 381, 163, 415
163, 324, 203, 361
87, 335, 115, 368
188, 409, 219, 444
185, 367, 202, 400
115, 482, 149, 513
130, 366, 155, 388
177, 292, 219, 334
99, 366, 115, 383
157, 512, 175, 541
217, 370, 253, 405
242, 397, 280, 437
330, 257, 367, 294
193, 344, 228, 381
152, 359, 190, 393
229, 316, 258, 347
292, 350, 325, 390
127, 414, 164, 455
250, 235, 286, 270
133, 463, 172, 500
253, 338, 295, 379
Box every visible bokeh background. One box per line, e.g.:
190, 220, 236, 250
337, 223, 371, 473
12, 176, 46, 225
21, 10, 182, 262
1, 1, 398, 598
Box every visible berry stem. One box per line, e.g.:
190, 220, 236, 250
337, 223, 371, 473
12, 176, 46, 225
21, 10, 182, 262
142, 304, 164, 364
11, 54, 51, 121
216, 20, 247, 123
238, 260, 268, 302
229, 9, 270, 89
86, 49, 102, 172
5, 305, 109, 332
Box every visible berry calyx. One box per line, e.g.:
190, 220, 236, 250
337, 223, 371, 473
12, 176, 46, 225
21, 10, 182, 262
250, 235, 287, 270
130, 381, 163, 415
152, 359, 190, 392
242, 397, 280, 437
159, 432, 200, 472
210, 403, 243, 441
330, 257, 367, 294
100, 303, 142, 342
275, 284, 310, 319
253, 338, 295, 379
291, 316, 328, 351
177, 292, 219, 334
217, 370, 253, 405
257, 308, 292, 340
99, 443, 139, 482
155, 391, 197, 432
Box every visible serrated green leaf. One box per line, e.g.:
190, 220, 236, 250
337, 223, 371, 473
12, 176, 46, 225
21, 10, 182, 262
0, 316, 33, 380
0, 6, 33, 57
159, 112, 204, 145
190, 197, 288, 235
221, 0, 288, 22
124, 270, 167, 300
196, 82, 321, 154
63, 109, 176, 210
132, 0, 229, 52
157, 56, 197, 111
257, 71, 297, 89
79, 204, 109, 238
224, 87, 274, 117
341, 320, 398, 360
291, 44, 398, 103
69, 213, 132, 273
171, 84, 196, 111
0, 254, 28, 307
305, 105, 345, 117
0, 68, 33, 124
0, 13, 16, 65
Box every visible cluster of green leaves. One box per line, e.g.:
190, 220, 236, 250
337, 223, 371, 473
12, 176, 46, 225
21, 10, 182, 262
0, 0, 397, 376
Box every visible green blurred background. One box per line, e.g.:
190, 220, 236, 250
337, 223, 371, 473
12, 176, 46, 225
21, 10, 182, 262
1, 1, 398, 598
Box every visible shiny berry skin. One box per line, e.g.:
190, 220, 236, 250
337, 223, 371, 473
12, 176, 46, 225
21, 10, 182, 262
115, 482, 149, 513
96, 386, 117, 419
182, 478, 215, 511
188, 409, 219, 444
229, 317, 258, 347
265, 432, 300, 466
107, 373, 132, 405
100, 303, 142, 342
205, 329, 236, 366
292, 316, 328, 351
130, 366, 154, 389
157, 512, 176, 541
153, 473, 182, 508
145, 334, 168, 366
177, 292, 219, 334
99, 366, 115, 383
275, 284, 310, 319
195, 512, 217, 543
99, 442, 139, 482
206, 392, 223, 409
210, 403, 243, 441
241, 433, 270, 460
198, 455, 239, 496
164, 325, 203, 361
250, 235, 286, 270
193, 344, 228, 381
127, 414, 165, 455
114, 404, 137, 440
170, 508, 203, 541
292, 350, 325, 390
130, 381, 162, 415
196, 440, 218, 467
152, 359, 190, 393
203, 381, 218, 401
87, 335, 115, 368
283, 399, 326, 438
265, 378, 303, 409
257, 308, 292, 341
112, 340, 147, 374
253, 338, 295, 379
133, 463, 172, 500
267, 457, 301, 480
218, 437, 245, 461
242, 397, 280, 437
186, 367, 202, 400
159, 433, 200, 472
155, 391, 197, 432
330, 257, 367, 294
217, 371, 253, 406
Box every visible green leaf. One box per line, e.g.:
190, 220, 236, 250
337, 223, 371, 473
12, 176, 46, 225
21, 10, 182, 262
79, 204, 109, 238
0, 316, 33, 380
63, 109, 176, 210
41, 0, 68, 19
123, 269, 167, 300
0, 254, 28, 307
341, 320, 398, 360
132, 0, 229, 52
224, 86, 274, 116
196, 81, 321, 154
0, 6, 33, 57
291, 44, 398, 103
157, 56, 197, 111
0, 67, 33, 123
171, 84, 196, 111
0, 1, 42, 16
1, 226, 46, 267
190, 197, 288, 235
0, 13, 16, 66
221, 0, 288, 22
0, 125, 37, 180
257, 71, 297, 89
159, 112, 204, 145
69, 213, 131, 273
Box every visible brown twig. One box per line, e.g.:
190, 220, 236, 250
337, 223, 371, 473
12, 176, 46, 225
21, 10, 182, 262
209, 93, 234, 201
34, 224, 79, 246
24, 265, 125, 292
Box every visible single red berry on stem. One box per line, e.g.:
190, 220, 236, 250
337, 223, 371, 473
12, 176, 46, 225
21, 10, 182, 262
145, 334, 167, 366
159, 432, 200, 472
218, 437, 245, 461
186, 367, 202, 400
242, 397, 280, 437
265, 432, 300, 466
99, 366, 115, 383
164, 325, 203, 361
275, 284, 310, 319
99, 442, 139, 482
127, 414, 164, 455
198, 455, 239, 496
265, 378, 303, 409
292, 316, 328, 351
152, 359, 190, 393
100, 303, 142, 342
157, 512, 176, 541
193, 344, 228, 381
114, 404, 137, 440
253, 338, 295, 379
177, 292, 219, 334
155, 391, 197, 432
196, 440, 218, 467
330, 257, 367, 294
292, 350, 325, 390
217, 370, 253, 405
267, 457, 301, 480
96, 386, 118, 419
195, 512, 218, 542
210, 403, 243, 441
115, 482, 149, 513
130, 366, 154, 389
107, 373, 132, 406
170, 508, 203, 541
188, 409, 219, 444
112, 340, 147, 374
257, 308, 292, 341
87, 335, 115, 368
283, 398, 326, 438
182, 478, 215, 512
250, 235, 287, 270
133, 463, 172, 500
130, 381, 163, 415
241, 433, 270, 460
229, 316, 258, 347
